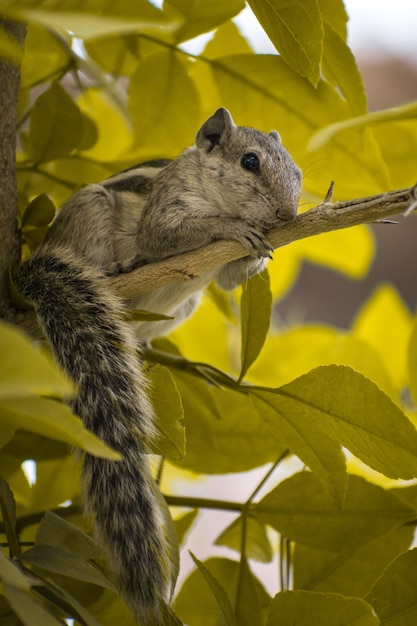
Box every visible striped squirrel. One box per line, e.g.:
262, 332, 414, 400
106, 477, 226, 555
14, 108, 302, 624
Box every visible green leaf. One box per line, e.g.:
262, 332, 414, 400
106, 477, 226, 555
294, 524, 415, 597
354, 285, 412, 393
21, 545, 114, 590
85, 33, 157, 76
215, 515, 273, 563
11, 0, 175, 40
250, 387, 347, 506
148, 364, 185, 460
128, 50, 200, 157
309, 100, 417, 151
27, 454, 80, 512
164, 0, 245, 44
0, 322, 72, 399
255, 472, 415, 552
172, 373, 287, 474
174, 509, 199, 547
27, 82, 84, 163
239, 269, 272, 382
247, 0, 324, 85
267, 590, 379, 626
206, 282, 237, 323
189, 553, 237, 626
408, 315, 417, 406
321, 18, 367, 115
2, 583, 64, 626
203, 19, 253, 58
36, 512, 103, 560
34, 579, 102, 626
21, 193, 55, 228
271, 365, 417, 481
366, 548, 417, 625
235, 557, 265, 626
0, 550, 29, 590
318, 0, 348, 40
175, 557, 270, 625
20, 22, 70, 89
126, 309, 174, 322
0, 396, 120, 460
0, 479, 19, 558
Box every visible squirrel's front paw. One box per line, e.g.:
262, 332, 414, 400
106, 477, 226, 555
235, 224, 274, 260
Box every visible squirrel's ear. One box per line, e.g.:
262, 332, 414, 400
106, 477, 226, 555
269, 130, 281, 143
195, 108, 235, 151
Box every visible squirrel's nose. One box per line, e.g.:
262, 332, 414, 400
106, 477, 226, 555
276, 205, 297, 221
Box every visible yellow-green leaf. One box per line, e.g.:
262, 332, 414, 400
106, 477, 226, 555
128, 50, 200, 158
14, 0, 175, 40
0, 397, 120, 460
21, 545, 114, 589
267, 590, 378, 626
309, 100, 417, 151
274, 365, 417, 481
247, 0, 323, 86
164, 0, 245, 44
126, 309, 174, 322
0, 322, 72, 399
189, 553, 237, 626
76, 88, 132, 162
174, 509, 199, 547
175, 557, 270, 624
235, 557, 265, 626
0, 479, 19, 558
173, 375, 287, 474
322, 18, 367, 115
240, 270, 272, 381
354, 285, 413, 393
2, 582, 64, 626
36, 511, 102, 559
250, 386, 347, 506
366, 548, 417, 625
215, 514, 273, 563
21, 193, 55, 228
20, 22, 70, 88
148, 364, 185, 460
255, 472, 415, 552
294, 524, 414, 597
408, 315, 417, 406
0, 551, 29, 590
27, 83, 84, 163
203, 19, 253, 59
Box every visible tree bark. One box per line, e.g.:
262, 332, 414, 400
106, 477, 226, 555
0, 19, 25, 316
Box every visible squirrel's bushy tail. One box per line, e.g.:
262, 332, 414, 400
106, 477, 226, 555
14, 245, 171, 625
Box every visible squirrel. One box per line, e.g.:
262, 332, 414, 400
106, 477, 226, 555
13, 108, 302, 624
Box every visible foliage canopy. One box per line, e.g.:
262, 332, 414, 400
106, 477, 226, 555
1, 0, 417, 624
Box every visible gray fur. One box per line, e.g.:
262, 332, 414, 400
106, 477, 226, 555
13, 109, 302, 623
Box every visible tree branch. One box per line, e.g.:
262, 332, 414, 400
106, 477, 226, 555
108, 184, 417, 299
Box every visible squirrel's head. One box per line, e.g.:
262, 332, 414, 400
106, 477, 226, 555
195, 108, 302, 228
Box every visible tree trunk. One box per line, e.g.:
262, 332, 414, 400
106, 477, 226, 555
0, 19, 25, 316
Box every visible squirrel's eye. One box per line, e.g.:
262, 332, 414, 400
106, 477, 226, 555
241, 152, 260, 174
